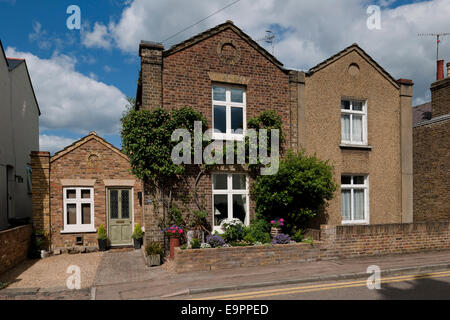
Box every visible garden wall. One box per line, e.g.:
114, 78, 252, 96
320, 221, 450, 259
0, 224, 32, 274
173, 242, 321, 273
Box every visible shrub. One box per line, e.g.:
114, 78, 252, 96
272, 234, 291, 245
190, 238, 201, 249
292, 229, 304, 243
223, 224, 245, 243
132, 224, 143, 240
230, 240, 253, 247
97, 225, 107, 240
190, 210, 208, 230
206, 235, 225, 248
303, 236, 314, 245
244, 219, 271, 244
146, 242, 164, 256
251, 150, 337, 234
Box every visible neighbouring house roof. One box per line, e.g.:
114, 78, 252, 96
308, 43, 400, 89
51, 131, 129, 163
413, 102, 432, 126
162, 20, 285, 71
0, 39, 41, 116
413, 113, 450, 128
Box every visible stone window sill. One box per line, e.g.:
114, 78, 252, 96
340, 144, 372, 151
60, 229, 97, 234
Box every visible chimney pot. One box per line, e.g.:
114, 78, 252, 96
437, 60, 444, 81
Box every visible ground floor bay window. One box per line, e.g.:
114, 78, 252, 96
341, 175, 369, 224
212, 173, 249, 232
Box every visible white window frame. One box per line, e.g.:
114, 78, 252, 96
212, 173, 250, 232
341, 99, 368, 146
341, 175, 369, 225
62, 187, 95, 233
212, 85, 246, 141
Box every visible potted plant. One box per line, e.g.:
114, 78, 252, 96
165, 225, 183, 259
270, 218, 285, 238
145, 242, 164, 267
132, 224, 144, 249
97, 224, 108, 251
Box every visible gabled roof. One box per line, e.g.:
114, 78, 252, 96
162, 20, 285, 71
0, 39, 41, 115
308, 43, 400, 89
413, 102, 432, 126
51, 131, 128, 163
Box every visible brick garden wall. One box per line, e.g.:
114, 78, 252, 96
173, 242, 321, 273
0, 224, 32, 274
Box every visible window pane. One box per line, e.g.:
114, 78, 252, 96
213, 105, 226, 133
121, 190, 130, 219
66, 189, 76, 199
67, 204, 77, 225
110, 190, 118, 219
353, 176, 365, 185
213, 174, 227, 190
353, 101, 363, 111
231, 107, 243, 134
352, 115, 363, 142
232, 195, 247, 225
82, 204, 91, 224
232, 174, 246, 190
213, 86, 226, 101
81, 189, 91, 199
341, 176, 351, 185
341, 190, 351, 221
354, 190, 365, 220
214, 195, 228, 227
341, 115, 350, 141
341, 100, 350, 110
230, 88, 244, 103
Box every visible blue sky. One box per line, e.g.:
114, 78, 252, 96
0, 0, 448, 153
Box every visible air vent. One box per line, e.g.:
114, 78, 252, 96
75, 236, 83, 245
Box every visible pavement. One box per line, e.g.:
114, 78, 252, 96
93, 249, 450, 300
2, 249, 450, 300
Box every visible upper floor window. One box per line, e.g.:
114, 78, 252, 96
341, 99, 367, 145
341, 175, 369, 224
63, 187, 95, 233
212, 85, 246, 140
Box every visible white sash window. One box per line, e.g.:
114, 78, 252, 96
62, 187, 95, 233
341, 175, 369, 224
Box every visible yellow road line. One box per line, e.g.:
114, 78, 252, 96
193, 270, 450, 300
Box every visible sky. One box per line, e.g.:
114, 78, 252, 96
0, 0, 449, 154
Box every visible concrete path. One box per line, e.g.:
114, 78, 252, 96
93, 250, 450, 300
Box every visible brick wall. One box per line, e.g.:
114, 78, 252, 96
320, 221, 450, 259
430, 77, 450, 118
30, 151, 51, 234
173, 242, 321, 273
0, 224, 32, 274
413, 118, 450, 222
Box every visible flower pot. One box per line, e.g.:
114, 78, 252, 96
270, 227, 281, 238
146, 254, 161, 267
40, 250, 49, 259
133, 237, 143, 249
98, 239, 107, 251
169, 236, 180, 259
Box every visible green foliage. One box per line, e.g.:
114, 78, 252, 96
189, 210, 208, 230
190, 238, 201, 249
166, 204, 186, 229
243, 219, 271, 244
223, 224, 245, 243
303, 236, 314, 245
180, 244, 187, 250
145, 242, 164, 256
251, 150, 337, 233
132, 224, 143, 240
292, 229, 304, 243
121, 107, 207, 185
97, 225, 107, 240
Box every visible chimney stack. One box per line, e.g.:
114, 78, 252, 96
447, 62, 450, 78
437, 60, 444, 81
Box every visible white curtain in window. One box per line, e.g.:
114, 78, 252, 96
341, 115, 350, 141
341, 190, 351, 221
354, 190, 365, 220
352, 115, 363, 142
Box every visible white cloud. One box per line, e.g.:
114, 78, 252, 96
81, 22, 112, 49
39, 134, 77, 154
82, 0, 450, 105
28, 21, 51, 50
5, 47, 128, 137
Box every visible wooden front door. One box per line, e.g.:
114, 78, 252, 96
107, 188, 132, 246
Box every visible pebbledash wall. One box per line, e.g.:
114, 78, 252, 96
174, 221, 450, 273
0, 224, 32, 274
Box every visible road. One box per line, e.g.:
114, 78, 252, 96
187, 270, 450, 300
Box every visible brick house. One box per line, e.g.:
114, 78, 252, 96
413, 61, 450, 222
137, 21, 414, 246
31, 132, 144, 250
